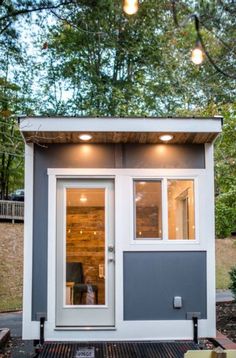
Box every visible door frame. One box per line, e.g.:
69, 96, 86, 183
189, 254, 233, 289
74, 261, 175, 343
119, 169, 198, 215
56, 179, 115, 327
47, 171, 118, 331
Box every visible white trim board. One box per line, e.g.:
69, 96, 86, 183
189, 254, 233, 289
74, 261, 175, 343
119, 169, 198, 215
22, 143, 35, 339
19, 117, 222, 134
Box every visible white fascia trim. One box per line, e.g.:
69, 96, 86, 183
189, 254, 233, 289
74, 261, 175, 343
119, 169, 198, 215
20, 117, 222, 134
22, 143, 35, 340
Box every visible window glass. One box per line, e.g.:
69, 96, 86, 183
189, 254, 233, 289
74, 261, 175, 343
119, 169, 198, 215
134, 180, 162, 239
168, 180, 195, 240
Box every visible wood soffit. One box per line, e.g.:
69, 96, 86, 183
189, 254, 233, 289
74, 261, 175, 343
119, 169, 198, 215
23, 131, 218, 144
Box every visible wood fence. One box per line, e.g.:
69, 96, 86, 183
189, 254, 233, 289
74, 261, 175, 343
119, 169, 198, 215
0, 200, 24, 222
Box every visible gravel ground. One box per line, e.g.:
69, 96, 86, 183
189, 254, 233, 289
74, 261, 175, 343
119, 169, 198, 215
216, 301, 236, 343
0, 338, 34, 358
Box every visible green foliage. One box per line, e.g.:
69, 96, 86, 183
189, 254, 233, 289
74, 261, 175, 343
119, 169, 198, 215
0, 2, 36, 197
34, 0, 235, 116
229, 266, 236, 300
215, 104, 236, 237
0, 76, 25, 198
216, 195, 236, 238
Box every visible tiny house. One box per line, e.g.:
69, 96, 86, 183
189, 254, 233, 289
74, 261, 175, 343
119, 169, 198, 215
19, 116, 222, 342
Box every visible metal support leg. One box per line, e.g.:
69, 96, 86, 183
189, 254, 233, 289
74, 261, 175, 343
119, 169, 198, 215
39, 317, 45, 346
33, 317, 45, 357
193, 316, 198, 344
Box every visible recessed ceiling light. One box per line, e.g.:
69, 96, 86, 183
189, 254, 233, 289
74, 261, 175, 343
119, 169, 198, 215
79, 134, 92, 141
159, 134, 173, 142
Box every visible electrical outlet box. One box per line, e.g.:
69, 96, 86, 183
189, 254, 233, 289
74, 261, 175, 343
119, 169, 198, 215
173, 296, 182, 309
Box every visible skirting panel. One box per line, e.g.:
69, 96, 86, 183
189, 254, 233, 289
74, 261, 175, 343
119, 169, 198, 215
123, 251, 207, 320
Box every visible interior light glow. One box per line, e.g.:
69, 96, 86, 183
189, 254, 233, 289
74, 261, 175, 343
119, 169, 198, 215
191, 40, 204, 65
159, 134, 173, 142
80, 196, 87, 203
79, 134, 92, 141
123, 0, 139, 15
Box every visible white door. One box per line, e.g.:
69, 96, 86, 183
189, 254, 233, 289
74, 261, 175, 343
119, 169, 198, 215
56, 179, 115, 327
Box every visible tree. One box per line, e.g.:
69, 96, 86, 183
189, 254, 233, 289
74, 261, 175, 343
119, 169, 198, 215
215, 104, 236, 237
0, 0, 75, 35
0, 0, 235, 236
32, 0, 235, 117
0, 8, 35, 198
0, 78, 24, 199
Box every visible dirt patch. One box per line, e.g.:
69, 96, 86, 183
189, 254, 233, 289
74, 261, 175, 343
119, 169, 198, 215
216, 301, 236, 343
216, 238, 236, 289
0, 223, 23, 312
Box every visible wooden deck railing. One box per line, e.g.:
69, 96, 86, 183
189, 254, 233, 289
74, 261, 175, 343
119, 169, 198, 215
0, 200, 24, 222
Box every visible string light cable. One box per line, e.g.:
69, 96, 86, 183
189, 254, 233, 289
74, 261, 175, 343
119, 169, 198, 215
193, 15, 236, 80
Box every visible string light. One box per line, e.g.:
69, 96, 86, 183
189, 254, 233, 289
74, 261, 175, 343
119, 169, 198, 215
123, 0, 139, 15
191, 39, 204, 65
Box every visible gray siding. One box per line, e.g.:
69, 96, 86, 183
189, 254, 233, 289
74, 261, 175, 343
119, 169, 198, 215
123, 144, 205, 168
123, 251, 207, 320
32, 143, 205, 320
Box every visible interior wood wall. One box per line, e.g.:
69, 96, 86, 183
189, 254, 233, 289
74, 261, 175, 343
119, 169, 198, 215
66, 207, 105, 305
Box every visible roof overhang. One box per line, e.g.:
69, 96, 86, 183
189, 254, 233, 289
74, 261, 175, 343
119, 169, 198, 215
19, 116, 223, 144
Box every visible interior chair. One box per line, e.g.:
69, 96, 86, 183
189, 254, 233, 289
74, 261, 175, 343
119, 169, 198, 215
66, 262, 98, 304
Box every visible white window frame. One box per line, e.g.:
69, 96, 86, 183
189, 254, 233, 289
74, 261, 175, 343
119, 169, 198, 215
131, 176, 199, 245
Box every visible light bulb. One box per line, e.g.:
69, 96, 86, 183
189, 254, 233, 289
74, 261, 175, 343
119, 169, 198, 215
80, 196, 87, 203
159, 134, 173, 142
123, 0, 139, 15
79, 134, 92, 141
191, 40, 204, 65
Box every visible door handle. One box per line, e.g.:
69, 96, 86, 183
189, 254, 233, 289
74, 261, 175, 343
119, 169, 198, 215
108, 258, 115, 263
108, 245, 115, 253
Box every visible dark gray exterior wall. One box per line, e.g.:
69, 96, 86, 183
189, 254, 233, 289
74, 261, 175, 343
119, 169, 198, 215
123, 251, 207, 320
32, 143, 205, 320
123, 144, 205, 168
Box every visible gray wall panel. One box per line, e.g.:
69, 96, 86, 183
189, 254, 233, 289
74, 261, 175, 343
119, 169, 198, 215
123, 251, 207, 320
32, 143, 205, 320
123, 144, 205, 168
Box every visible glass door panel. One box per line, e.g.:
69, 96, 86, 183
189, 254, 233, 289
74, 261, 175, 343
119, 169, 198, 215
66, 188, 105, 306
